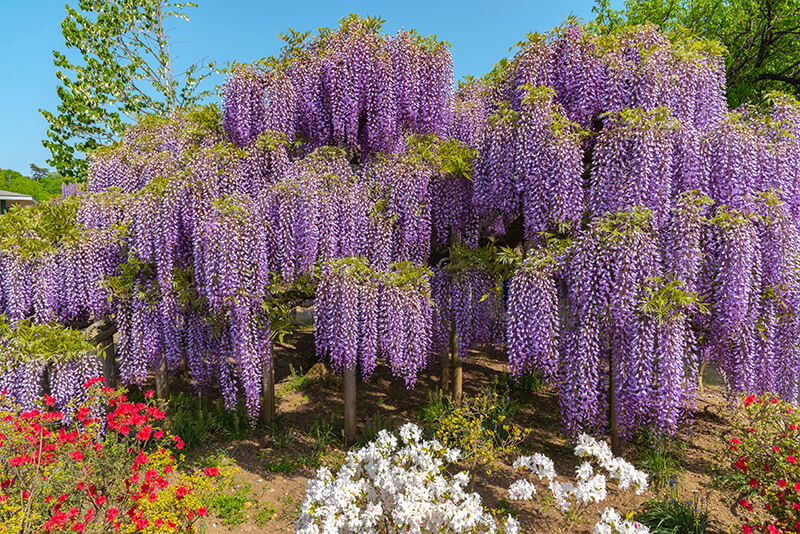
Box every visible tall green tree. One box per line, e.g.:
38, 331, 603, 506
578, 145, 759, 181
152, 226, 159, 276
41, 0, 215, 179
593, 0, 800, 107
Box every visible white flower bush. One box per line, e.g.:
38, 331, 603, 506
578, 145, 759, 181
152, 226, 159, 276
296, 423, 517, 534
508, 434, 650, 534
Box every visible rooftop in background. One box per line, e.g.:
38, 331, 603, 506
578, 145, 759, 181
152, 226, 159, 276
0, 190, 38, 201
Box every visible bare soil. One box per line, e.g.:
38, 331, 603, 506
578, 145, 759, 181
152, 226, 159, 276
182, 328, 744, 534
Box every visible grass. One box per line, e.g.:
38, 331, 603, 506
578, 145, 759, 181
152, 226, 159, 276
254, 502, 277, 527
633, 431, 685, 490
166, 392, 255, 449
635, 493, 711, 534
276, 364, 315, 397
211, 484, 253, 528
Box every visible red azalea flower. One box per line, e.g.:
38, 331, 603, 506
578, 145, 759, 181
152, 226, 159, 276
197, 506, 208, 516
204, 467, 219, 477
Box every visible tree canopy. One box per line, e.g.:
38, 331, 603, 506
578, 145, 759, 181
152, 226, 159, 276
41, 0, 215, 179
593, 0, 800, 107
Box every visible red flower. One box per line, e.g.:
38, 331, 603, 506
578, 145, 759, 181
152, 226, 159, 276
144, 390, 154, 399
750, 478, 759, 487
70, 450, 83, 462
768, 526, 779, 534
197, 506, 208, 516
172, 436, 184, 450
739, 498, 754, 511
175, 485, 190, 499
743, 526, 753, 534
744, 395, 756, 406
204, 467, 219, 477
779, 479, 787, 488
44, 394, 55, 407
788, 455, 797, 464
106, 509, 120, 522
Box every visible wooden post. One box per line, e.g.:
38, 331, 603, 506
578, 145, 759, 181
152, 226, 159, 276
439, 351, 450, 396
99, 337, 117, 388
261, 355, 275, 426
155, 356, 169, 400
609, 352, 623, 457
698, 360, 707, 394
450, 321, 462, 403
344, 365, 357, 446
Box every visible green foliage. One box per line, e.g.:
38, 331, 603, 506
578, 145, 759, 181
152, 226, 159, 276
420, 389, 530, 470
639, 277, 709, 324
633, 431, 685, 490
593, 0, 800, 107
0, 316, 94, 366
406, 134, 477, 179
211, 484, 252, 528
254, 502, 277, 527
276, 364, 315, 397
0, 196, 81, 258
42, 0, 216, 178
491, 371, 546, 404
636, 492, 711, 534
165, 392, 255, 449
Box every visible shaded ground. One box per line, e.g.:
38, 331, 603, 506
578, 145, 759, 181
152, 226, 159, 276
164, 328, 744, 534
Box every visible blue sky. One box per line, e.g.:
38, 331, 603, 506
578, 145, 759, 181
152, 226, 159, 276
0, 0, 620, 176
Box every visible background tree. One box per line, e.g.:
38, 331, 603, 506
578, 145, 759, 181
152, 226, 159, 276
593, 0, 800, 107
41, 0, 215, 179
28, 164, 50, 181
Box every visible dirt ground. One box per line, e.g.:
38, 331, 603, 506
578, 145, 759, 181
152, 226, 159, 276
186, 329, 745, 534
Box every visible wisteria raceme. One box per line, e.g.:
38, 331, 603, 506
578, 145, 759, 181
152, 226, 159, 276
550, 25, 604, 133
316, 259, 431, 385
516, 87, 584, 239
558, 209, 663, 436
379, 264, 432, 387
701, 116, 761, 211
223, 66, 297, 146
588, 108, 679, 227
447, 80, 487, 150
707, 207, 761, 395
750, 194, 800, 398
362, 151, 433, 265
473, 105, 519, 220
0, 359, 44, 411
507, 256, 559, 379
431, 252, 505, 363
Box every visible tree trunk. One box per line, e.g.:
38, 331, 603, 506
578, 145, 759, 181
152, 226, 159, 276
261, 355, 275, 426
155, 356, 169, 400
344, 365, 357, 446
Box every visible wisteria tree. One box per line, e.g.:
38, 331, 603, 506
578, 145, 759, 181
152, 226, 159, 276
0, 15, 798, 450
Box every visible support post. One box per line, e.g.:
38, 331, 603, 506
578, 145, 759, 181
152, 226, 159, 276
99, 337, 117, 388
450, 324, 462, 404
609, 351, 623, 457
155, 356, 169, 400
439, 350, 450, 396
344, 365, 357, 446
261, 356, 275, 426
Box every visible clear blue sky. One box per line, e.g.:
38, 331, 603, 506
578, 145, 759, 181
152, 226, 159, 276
0, 0, 620, 176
